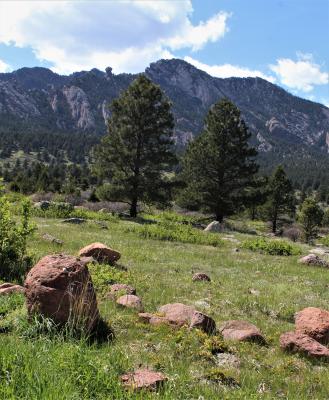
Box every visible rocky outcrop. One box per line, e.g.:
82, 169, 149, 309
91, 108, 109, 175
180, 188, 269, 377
219, 320, 265, 343
116, 294, 143, 311
295, 307, 329, 344
298, 254, 329, 268
24, 254, 99, 332
62, 86, 95, 130
121, 369, 167, 391
280, 331, 329, 359
0, 283, 25, 295
139, 303, 216, 334
78, 242, 121, 265
108, 283, 136, 299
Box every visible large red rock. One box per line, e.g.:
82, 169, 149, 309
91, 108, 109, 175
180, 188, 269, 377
0, 283, 25, 295
121, 369, 167, 391
78, 242, 121, 265
25, 254, 99, 332
116, 294, 144, 311
139, 303, 216, 334
219, 320, 265, 343
280, 331, 329, 359
295, 307, 329, 344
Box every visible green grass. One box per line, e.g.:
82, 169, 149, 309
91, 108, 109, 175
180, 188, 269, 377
1, 214, 329, 399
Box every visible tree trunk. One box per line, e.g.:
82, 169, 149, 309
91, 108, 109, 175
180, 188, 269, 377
272, 212, 277, 233
130, 198, 138, 218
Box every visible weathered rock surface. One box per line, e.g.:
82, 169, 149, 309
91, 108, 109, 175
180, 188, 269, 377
0, 283, 25, 295
139, 303, 216, 334
78, 242, 121, 265
121, 369, 167, 391
295, 307, 329, 344
220, 320, 265, 343
280, 331, 329, 359
299, 254, 329, 268
24, 254, 99, 331
116, 295, 143, 311
108, 283, 136, 299
204, 221, 223, 233
192, 273, 211, 282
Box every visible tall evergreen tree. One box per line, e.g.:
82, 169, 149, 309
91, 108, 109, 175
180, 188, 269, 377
93, 75, 176, 217
265, 165, 295, 233
180, 98, 258, 221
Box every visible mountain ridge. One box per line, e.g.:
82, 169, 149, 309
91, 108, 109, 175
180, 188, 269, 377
0, 58, 328, 160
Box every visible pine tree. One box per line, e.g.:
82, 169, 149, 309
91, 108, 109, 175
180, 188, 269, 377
180, 98, 258, 221
93, 75, 176, 217
265, 166, 295, 233
299, 197, 323, 243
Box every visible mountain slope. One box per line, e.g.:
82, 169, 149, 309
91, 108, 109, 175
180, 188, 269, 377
0, 59, 328, 164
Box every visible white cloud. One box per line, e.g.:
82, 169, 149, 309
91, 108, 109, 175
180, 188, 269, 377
0, 1, 230, 74
0, 59, 10, 72
184, 56, 276, 82
270, 53, 329, 92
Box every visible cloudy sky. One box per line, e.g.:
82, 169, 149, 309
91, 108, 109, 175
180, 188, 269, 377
0, 0, 328, 105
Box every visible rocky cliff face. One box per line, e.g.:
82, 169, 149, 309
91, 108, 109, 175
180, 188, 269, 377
0, 59, 328, 156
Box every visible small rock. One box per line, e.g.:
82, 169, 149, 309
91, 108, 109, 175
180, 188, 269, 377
121, 369, 167, 391
139, 303, 216, 334
116, 295, 144, 311
98, 208, 108, 213
192, 273, 211, 282
108, 283, 136, 299
248, 288, 260, 296
0, 283, 25, 295
204, 221, 224, 233
42, 233, 63, 245
280, 331, 329, 359
63, 218, 86, 224
78, 242, 121, 265
295, 307, 329, 344
299, 254, 329, 268
220, 320, 265, 343
215, 353, 241, 369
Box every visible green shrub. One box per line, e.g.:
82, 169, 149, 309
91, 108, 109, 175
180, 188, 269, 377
128, 220, 223, 247
242, 237, 301, 256
0, 197, 35, 281
320, 235, 329, 246
30, 202, 118, 222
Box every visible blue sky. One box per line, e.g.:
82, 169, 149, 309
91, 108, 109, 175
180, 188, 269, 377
0, 0, 328, 105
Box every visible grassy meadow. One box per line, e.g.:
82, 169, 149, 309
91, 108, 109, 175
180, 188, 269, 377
1, 211, 329, 399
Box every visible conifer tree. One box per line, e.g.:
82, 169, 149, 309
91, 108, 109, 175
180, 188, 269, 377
93, 75, 176, 217
265, 165, 295, 233
180, 98, 258, 221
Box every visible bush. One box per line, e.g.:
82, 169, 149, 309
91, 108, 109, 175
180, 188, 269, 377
298, 197, 323, 243
128, 220, 223, 247
282, 226, 302, 242
242, 237, 301, 256
0, 197, 35, 281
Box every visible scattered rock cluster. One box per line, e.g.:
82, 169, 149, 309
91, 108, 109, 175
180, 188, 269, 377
5, 237, 329, 393
280, 307, 329, 359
